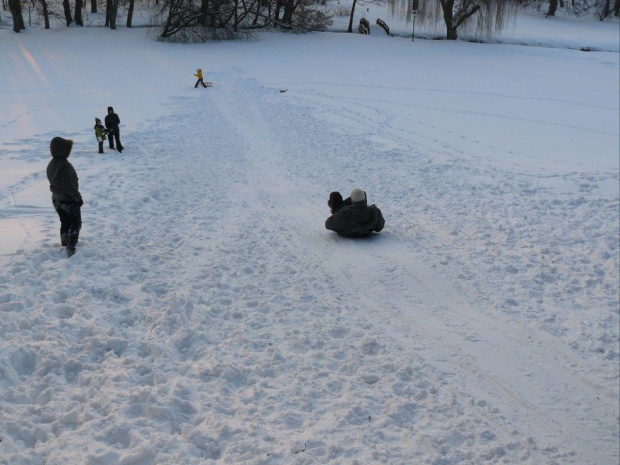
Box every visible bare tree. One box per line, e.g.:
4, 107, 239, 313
62, 0, 72, 25
110, 0, 120, 28
75, 0, 83, 25
154, 0, 238, 41
598, 0, 620, 18
520, 0, 619, 19
280, 0, 297, 24
127, 0, 136, 26
389, 0, 517, 40
105, 0, 113, 26
41, 0, 50, 28
8, 0, 26, 31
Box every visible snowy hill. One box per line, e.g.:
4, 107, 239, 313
0, 11, 618, 465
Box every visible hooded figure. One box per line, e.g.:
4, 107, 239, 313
104, 106, 123, 152
325, 188, 384, 238
47, 137, 83, 256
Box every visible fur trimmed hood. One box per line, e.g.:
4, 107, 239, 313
50, 137, 73, 159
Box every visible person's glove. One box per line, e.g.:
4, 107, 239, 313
77, 199, 84, 207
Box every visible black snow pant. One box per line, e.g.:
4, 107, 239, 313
98, 140, 104, 153
195, 78, 207, 88
108, 128, 123, 152
52, 199, 82, 250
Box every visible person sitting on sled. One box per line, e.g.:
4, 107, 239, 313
194, 68, 207, 88
325, 188, 384, 238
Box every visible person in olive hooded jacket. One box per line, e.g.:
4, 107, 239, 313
47, 137, 83, 256
325, 188, 384, 238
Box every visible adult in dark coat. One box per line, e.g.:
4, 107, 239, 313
46, 137, 83, 256
325, 188, 385, 238
104, 106, 124, 153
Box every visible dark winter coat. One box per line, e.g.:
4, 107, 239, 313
325, 198, 384, 237
47, 137, 82, 203
105, 109, 120, 131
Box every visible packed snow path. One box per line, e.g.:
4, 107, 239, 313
1, 73, 618, 464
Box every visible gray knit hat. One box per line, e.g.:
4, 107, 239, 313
350, 188, 366, 203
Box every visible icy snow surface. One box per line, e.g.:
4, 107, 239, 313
0, 10, 618, 465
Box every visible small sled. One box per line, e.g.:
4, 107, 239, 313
205, 82, 213, 87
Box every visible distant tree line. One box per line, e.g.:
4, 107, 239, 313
3, 0, 146, 32
387, 0, 618, 40
2, 0, 332, 36
152, 0, 333, 41
387, 0, 518, 40
520, 0, 619, 20
3, 0, 617, 39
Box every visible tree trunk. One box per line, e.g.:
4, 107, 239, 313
281, 0, 298, 25
127, 0, 134, 27
8, 0, 26, 31
110, 0, 119, 29
347, 0, 357, 33
91, 0, 97, 13
75, 0, 83, 25
440, 0, 457, 40
41, 0, 50, 28
559, 0, 564, 7
200, 0, 208, 25
282, 0, 293, 24
234, 0, 238, 31
252, 0, 261, 26
614, 0, 619, 16
600, 0, 611, 19
105, 0, 112, 26
275, 0, 281, 21
62, 0, 73, 26
547, 0, 558, 16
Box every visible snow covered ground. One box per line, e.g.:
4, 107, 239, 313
0, 9, 618, 465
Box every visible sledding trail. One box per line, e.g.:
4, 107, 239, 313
0, 73, 617, 464
204, 76, 617, 464
208, 77, 617, 464
0, 79, 492, 464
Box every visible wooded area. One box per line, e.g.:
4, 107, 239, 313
2, 0, 618, 40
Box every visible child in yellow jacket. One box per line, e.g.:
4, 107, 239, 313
194, 68, 207, 88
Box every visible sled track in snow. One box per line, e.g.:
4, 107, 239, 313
0, 75, 617, 464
